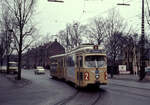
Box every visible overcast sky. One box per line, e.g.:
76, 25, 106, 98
34, 0, 149, 38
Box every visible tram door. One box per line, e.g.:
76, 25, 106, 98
76, 56, 83, 86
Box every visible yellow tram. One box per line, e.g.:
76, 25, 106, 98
49, 44, 108, 87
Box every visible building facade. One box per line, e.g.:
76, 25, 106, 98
22, 39, 65, 69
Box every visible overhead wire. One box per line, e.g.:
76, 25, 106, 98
146, 0, 150, 15
79, 0, 118, 23
146, 0, 150, 25
78, 0, 141, 24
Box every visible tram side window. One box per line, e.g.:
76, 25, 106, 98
60, 59, 63, 67
50, 59, 57, 72
58, 60, 61, 67
50, 63, 57, 72
76, 56, 83, 67
67, 56, 75, 67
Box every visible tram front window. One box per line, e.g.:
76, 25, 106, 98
85, 55, 106, 68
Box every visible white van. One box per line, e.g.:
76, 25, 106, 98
9, 62, 18, 74
0, 66, 7, 73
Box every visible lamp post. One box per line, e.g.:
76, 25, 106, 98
139, 0, 145, 80
48, 0, 64, 3
116, 0, 145, 80
117, 0, 130, 6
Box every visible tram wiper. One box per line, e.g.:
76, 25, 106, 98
95, 60, 98, 68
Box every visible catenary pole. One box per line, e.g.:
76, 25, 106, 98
139, 0, 145, 80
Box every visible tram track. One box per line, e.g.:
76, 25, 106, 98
52, 88, 105, 105
53, 91, 79, 105
89, 91, 102, 105
106, 87, 150, 98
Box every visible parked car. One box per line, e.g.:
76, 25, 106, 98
145, 66, 150, 75
34, 66, 45, 74
0, 66, 7, 73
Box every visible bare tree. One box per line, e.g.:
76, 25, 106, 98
72, 22, 83, 47
0, 32, 5, 67
57, 30, 69, 48
41, 33, 52, 44
104, 9, 129, 77
0, 5, 15, 73
124, 35, 135, 74
57, 24, 73, 50
57, 22, 86, 50
105, 9, 127, 38
86, 17, 106, 45
3, 0, 36, 80
106, 32, 125, 77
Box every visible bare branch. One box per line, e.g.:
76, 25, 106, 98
22, 40, 34, 52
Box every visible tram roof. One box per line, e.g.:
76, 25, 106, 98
49, 53, 66, 59
66, 44, 105, 54
50, 44, 106, 59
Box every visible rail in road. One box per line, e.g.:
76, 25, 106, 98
110, 83, 150, 91
90, 91, 102, 105
106, 86, 150, 99
53, 91, 79, 105
52, 88, 105, 105
105, 83, 150, 100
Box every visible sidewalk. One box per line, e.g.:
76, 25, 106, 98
109, 74, 150, 82
0, 74, 14, 92
108, 74, 150, 90
0, 73, 31, 89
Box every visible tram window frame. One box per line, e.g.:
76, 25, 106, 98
59, 59, 63, 67
50, 62, 57, 72
58, 59, 61, 68
76, 56, 83, 67
67, 56, 75, 67
64, 58, 66, 67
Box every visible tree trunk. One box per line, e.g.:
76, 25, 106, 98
113, 56, 116, 74
17, 27, 23, 80
17, 46, 22, 80
6, 55, 10, 74
0, 57, 3, 66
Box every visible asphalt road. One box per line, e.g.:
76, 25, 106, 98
0, 70, 150, 105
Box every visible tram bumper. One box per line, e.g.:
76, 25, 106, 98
94, 81, 107, 85
81, 80, 107, 87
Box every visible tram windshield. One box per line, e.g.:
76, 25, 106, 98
85, 55, 106, 68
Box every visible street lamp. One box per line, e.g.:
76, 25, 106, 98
48, 0, 64, 3
116, 0, 145, 80
139, 0, 145, 80
117, 0, 130, 6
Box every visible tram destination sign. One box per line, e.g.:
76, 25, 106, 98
86, 49, 105, 53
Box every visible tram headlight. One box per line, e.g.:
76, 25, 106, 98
95, 69, 99, 79
95, 74, 99, 79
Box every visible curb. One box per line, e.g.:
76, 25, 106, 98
1, 74, 32, 88
108, 75, 150, 83
109, 82, 150, 91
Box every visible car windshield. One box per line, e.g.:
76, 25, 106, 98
85, 55, 106, 68
37, 66, 44, 69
